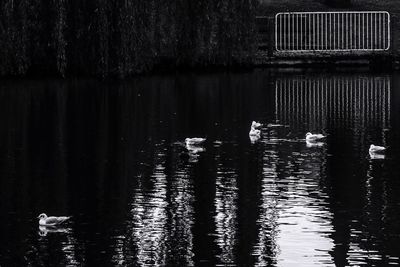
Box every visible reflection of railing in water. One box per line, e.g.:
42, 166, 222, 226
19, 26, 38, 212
275, 76, 391, 130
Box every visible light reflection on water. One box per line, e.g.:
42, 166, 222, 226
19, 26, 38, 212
214, 144, 239, 266
0, 72, 400, 266
131, 150, 169, 266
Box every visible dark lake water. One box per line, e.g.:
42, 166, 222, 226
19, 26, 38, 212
1, 70, 400, 266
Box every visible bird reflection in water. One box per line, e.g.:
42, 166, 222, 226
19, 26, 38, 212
38, 226, 71, 237
306, 140, 325, 148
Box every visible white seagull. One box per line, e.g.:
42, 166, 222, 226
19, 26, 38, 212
369, 144, 386, 154
185, 138, 206, 146
38, 213, 70, 226
249, 121, 261, 142
305, 132, 326, 142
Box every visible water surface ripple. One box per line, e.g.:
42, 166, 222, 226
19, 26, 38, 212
0, 72, 399, 266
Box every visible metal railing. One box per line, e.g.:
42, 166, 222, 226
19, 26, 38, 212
275, 11, 390, 52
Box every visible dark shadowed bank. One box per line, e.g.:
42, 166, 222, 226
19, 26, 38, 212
0, 0, 259, 78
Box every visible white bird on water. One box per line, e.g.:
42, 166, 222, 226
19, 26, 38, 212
185, 138, 206, 146
38, 213, 70, 226
369, 144, 386, 154
249, 121, 261, 142
305, 132, 326, 142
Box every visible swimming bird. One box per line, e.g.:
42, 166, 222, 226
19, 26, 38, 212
185, 138, 206, 146
305, 132, 326, 142
38, 213, 70, 226
251, 121, 262, 129
369, 145, 386, 154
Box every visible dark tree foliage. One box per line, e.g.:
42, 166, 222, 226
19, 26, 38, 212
0, 0, 258, 78
325, 0, 352, 8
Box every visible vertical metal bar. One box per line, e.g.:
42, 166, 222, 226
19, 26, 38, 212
288, 13, 291, 50
333, 13, 336, 50
275, 14, 282, 51
388, 12, 391, 50
321, 13, 324, 50
287, 13, 289, 50
370, 12, 373, 49
374, 12, 377, 49
296, 13, 299, 50
381, 12, 384, 49
286, 14, 288, 50
378, 12, 381, 49
344, 12, 347, 50
291, 14, 293, 50
322, 13, 324, 49
357, 14, 361, 49
291, 14, 294, 50
346, 13, 349, 49
341, 13, 344, 49
317, 12, 319, 50
366, 13, 369, 49
325, 13, 328, 49
344, 13, 347, 49
382, 12, 385, 49
300, 14, 303, 50
283, 14, 286, 50
279, 14, 282, 50
350, 13, 352, 49
309, 13, 311, 50
316, 13, 319, 49
319, 13, 322, 50
384, 12, 387, 49
288, 14, 291, 50
320, 13, 323, 50
337, 13, 340, 50
320, 13, 322, 49
313, 13, 316, 50
329, 13, 332, 50
362, 13, 365, 49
